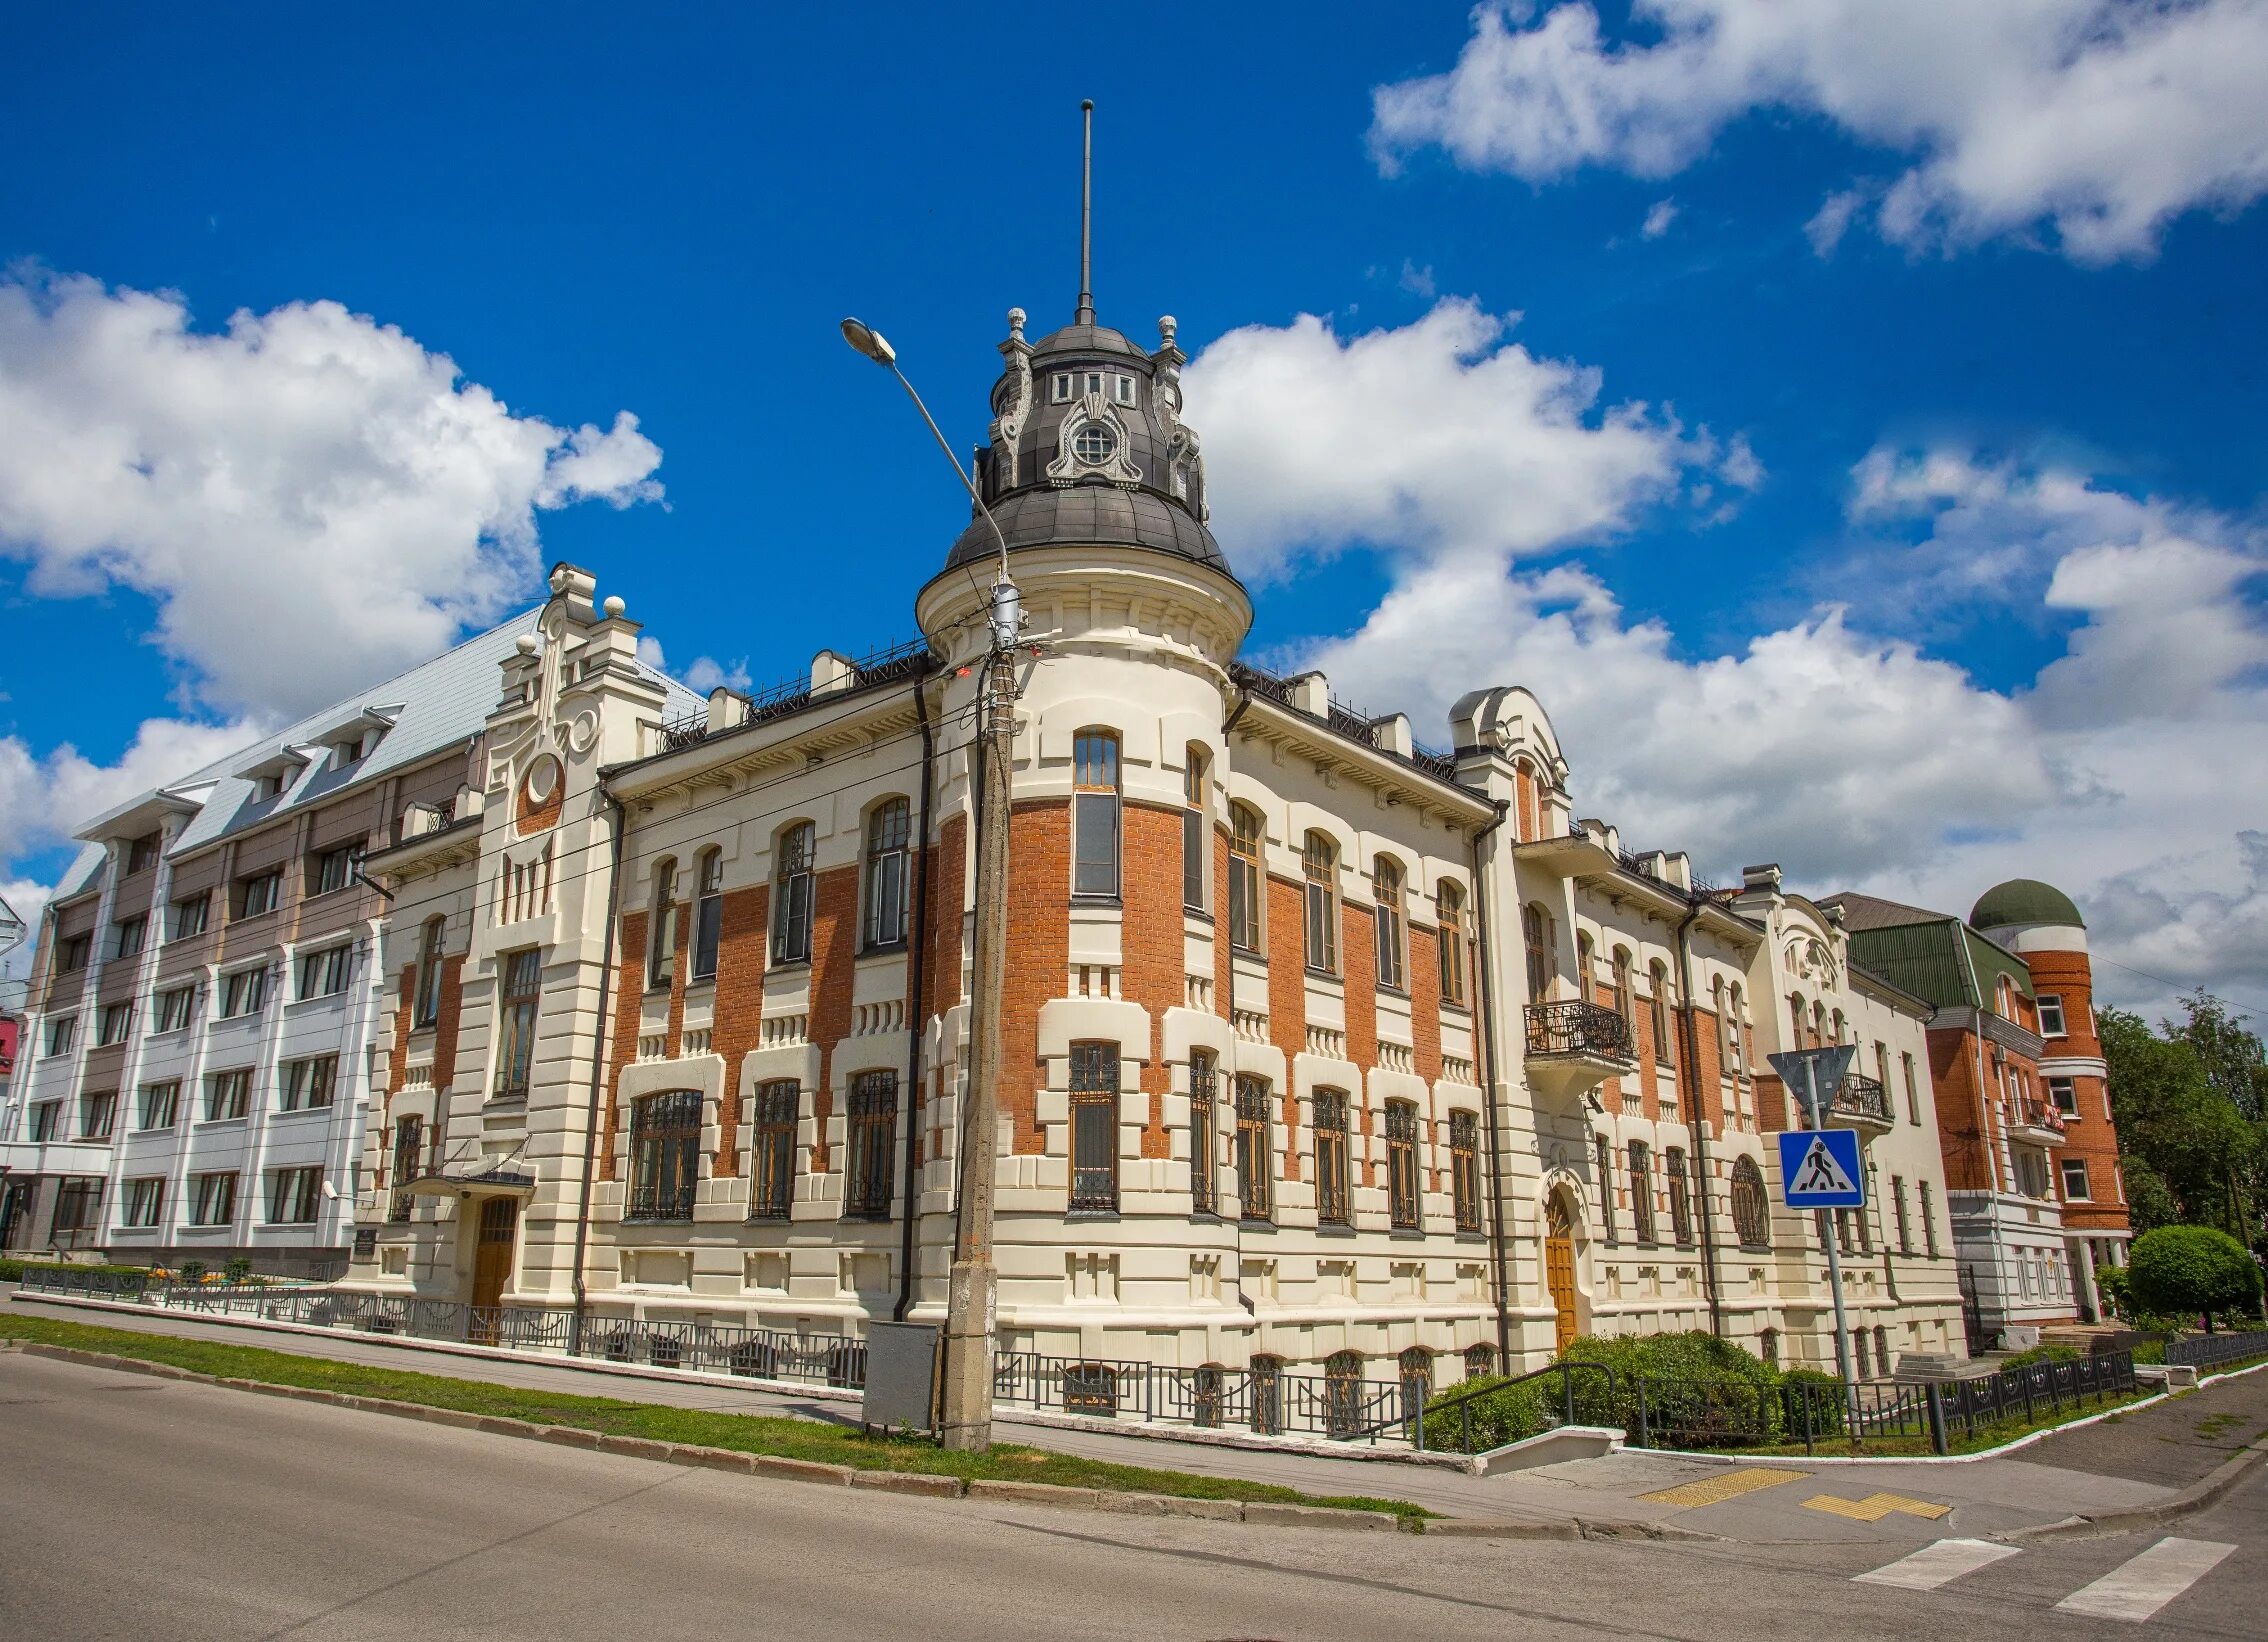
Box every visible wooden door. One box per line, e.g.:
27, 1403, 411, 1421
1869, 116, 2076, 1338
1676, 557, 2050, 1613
469, 1198, 517, 1341
1543, 1192, 1579, 1352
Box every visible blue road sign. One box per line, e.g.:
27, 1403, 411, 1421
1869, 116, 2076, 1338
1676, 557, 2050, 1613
1777, 1127, 1866, 1208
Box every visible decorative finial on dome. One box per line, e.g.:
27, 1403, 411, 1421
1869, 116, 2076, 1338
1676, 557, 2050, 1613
1075, 100, 1096, 327
1158, 315, 1177, 348
603, 594, 625, 618
1007, 307, 1026, 344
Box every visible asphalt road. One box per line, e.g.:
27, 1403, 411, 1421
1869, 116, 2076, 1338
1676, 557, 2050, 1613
4, 1351, 2264, 1641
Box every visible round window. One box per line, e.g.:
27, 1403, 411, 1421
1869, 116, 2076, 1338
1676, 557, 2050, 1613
1072, 423, 1117, 465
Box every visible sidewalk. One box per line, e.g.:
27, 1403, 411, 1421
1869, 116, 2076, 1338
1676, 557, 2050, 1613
9, 1287, 2261, 1542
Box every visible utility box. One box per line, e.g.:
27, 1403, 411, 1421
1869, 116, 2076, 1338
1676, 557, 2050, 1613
861, 1320, 940, 1433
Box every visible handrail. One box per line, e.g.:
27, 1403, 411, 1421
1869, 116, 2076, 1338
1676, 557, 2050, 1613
1359, 1359, 1617, 1452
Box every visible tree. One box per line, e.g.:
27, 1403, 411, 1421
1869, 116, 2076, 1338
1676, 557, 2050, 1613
2169, 991, 2268, 1123
2126, 1225, 2262, 1333
2117, 1155, 2181, 1234
2101, 1009, 2261, 1238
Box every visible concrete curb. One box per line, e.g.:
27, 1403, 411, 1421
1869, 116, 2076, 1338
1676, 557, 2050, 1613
1996, 1431, 2268, 1544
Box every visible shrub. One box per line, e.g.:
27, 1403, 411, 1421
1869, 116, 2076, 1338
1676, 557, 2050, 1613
2127, 1225, 2263, 1331
224, 1257, 253, 1284
1999, 1344, 2082, 1370
1776, 1367, 1847, 1440
0, 1258, 151, 1282
1563, 1332, 1781, 1446
2094, 1263, 2133, 1317
178, 1260, 208, 1285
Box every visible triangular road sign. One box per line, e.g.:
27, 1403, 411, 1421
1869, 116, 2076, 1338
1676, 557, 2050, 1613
1767, 1045, 1856, 1099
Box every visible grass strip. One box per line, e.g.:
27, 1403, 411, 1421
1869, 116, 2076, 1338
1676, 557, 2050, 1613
0, 1314, 1428, 1522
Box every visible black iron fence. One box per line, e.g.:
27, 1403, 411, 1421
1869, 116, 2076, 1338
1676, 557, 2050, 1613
2166, 1329, 2268, 1370
993, 1351, 1415, 1442
1413, 1361, 1618, 1455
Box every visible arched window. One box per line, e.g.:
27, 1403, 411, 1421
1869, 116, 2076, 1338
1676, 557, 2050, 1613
1854, 1328, 1872, 1379
647, 858, 678, 986
1627, 1141, 1656, 1244
771, 823, 814, 963
1829, 1007, 1847, 1045
627, 1090, 701, 1221
1181, 746, 1208, 912
1063, 1362, 1119, 1416
413, 915, 446, 1028
1192, 1363, 1226, 1427
1759, 1326, 1780, 1367
1731, 1155, 1770, 1248
1228, 803, 1264, 952
1523, 902, 1552, 1005
1324, 1350, 1364, 1437
1438, 882, 1469, 1007
1649, 959, 1675, 1067
1462, 1342, 1497, 1382
1302, 832, 1338, 974
844, 1070, 897, 1218
1665, 1147, 1693, 1246
1072, 729, 1120, 899
1873, 1324, 1891, 1376
1069, 1041, 1120, 1213
1611, 948, 1634, 1028
862, 798, 911, 950
1449, 1110, 1482, 1233
692, 848, 723, 980
1726, 983, 1747, 1073
1372, 857, 1407, 992
1399, 1347, 1435, 1412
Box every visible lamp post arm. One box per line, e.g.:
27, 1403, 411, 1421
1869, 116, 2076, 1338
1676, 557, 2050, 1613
890, 364, 1013, 590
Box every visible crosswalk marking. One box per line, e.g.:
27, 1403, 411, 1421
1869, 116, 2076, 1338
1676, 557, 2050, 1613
1853, 1538, 2021, 1591
2055, 1538, 2236, 1624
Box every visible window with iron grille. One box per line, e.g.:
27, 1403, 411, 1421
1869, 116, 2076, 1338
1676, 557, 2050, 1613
170, 892, 209, 941
628, 1090, 702, 1221
280, 1054, 337, 1112
297, 943, 353, 1000
1189, 1049, 1217, 1214
52, 1180, 103, 1234
29, 1100, 62, 1141
44, 1015, 75, 1056
1072, 731, 1121, 899
1181, 750, 1208, 911
1228, 805, 1263, 952
1628, 1140, 1656, 1244
1595, 1132, 1618, 1240
863, 800, 911, 949
1302, 833, 1338, 974
307, 843, 357, 898
1324, 1350, 1365, 1437
122, 1177, 164, 1229
389, 1116, 423, 1222
771, 823, 815, 963
1069, 1042, 1120, 1212
266, 1165, 324, 1225
693, 849, 725, 978
493, 948, 541, 1098
188, 1171, 236, 1227
1462, 1342, 1496, 1381
749, 1080, 798, 1219
1373, 859, 1407, 992
153, 984, 196, 1033
1399, 1347, 1435, 1410
137, 1080, 179, 1131
97, 1002, 132, 1045
1439, 883, 1469, 1007
844, 1071, 897, 1218
112, 914, 147, 960
1234, 1074, 1272, 1222
218, 965, 267, 1019
414, 916, 446, 1027
647, 859, 679, 985
1666, 1147, 1693, 1245
1730, 1155, 1769, 1248
1249, 1354, 1284, 1435
205, 1067, 253, 1122
1450, 1110, 1482, 1233
78, 1090, 117, 1139
1312, 1088, 1351, 1225
1386, 1100, 1421, 1229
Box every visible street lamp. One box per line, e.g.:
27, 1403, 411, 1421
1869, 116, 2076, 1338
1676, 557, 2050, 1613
839, 316, 1017, 1451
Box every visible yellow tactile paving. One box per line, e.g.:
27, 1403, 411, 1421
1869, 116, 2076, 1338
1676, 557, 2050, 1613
1639, 1467, 1808, 1508
1802, 1491, 1954, 1522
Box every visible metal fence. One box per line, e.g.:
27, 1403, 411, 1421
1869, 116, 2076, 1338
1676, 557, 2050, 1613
993, 1351, 1416, 1443
2166, 1328, 2268, 1370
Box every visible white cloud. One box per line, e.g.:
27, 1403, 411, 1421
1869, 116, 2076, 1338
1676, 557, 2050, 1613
635, 635, 751, 698
1397, 260, 1439, 299
0, 267, 664, 721
0, 715, 269, 871
1805, 187, 1867, 257
1372, 1, 2268, 262
1641, 198, 1679, 239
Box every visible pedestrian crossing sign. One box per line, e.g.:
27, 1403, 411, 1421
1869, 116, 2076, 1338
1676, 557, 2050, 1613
1777, 1126, 1866, 1207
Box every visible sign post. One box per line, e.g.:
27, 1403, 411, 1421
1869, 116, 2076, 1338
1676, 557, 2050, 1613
1770, 1046, 1862, 1383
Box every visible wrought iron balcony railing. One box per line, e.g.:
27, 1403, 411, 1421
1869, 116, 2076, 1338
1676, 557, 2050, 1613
1525, 998, 1635, 1062
1829, 1072, 1893, 1127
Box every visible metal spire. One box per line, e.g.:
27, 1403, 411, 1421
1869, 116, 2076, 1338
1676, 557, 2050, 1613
1075, 100, 1095, 326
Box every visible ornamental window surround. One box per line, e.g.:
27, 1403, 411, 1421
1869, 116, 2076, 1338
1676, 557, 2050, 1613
1450, 1110, 1482, 1233
1312, 1089, 1351, 1226
1188, 1049, 1218, 1215
627, 1090, 702, 1222
648, 858, 679, 986
414, 916, 446, 1027
844, 1071, 898, 1219
1302, 832, 1338, 975
1228, 804, 1264, 953
1386, 1100, 1421, 1230
1665, 1147, 1693, 1246
863, 800, 911, 951
1234, 1074, 1272, 1222
1730, 1155, 1770, 1249
1438, 882, 1468, 1007
1627, 1140, 1656, 1244
771, 822, 816, 963
493, 948, 542, 1099
748, 1080, 799, 1220
1181, 747, 1208, 912
1069, 1043, 1120, 1213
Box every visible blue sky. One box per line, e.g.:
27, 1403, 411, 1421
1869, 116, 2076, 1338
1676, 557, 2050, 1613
3, 2, 2265, 1018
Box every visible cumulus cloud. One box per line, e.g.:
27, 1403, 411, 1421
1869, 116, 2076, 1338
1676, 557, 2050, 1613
1372, 1, 2268, 262
635, 635, 752, 698
0, 267, 665, 720
1641, 198, 1679, 239
0, 715, 269, 872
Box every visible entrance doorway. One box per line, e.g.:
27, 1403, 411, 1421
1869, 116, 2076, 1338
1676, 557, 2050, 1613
1544, 1192, 1580, 1352
469, 1197, 518, 1342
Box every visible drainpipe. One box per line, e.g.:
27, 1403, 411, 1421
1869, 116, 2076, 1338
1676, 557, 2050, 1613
1468, 798, 1515, 1368
568, 790, 628, 1356
1673, 901, 1723, 1337
893, 676, 938, 1321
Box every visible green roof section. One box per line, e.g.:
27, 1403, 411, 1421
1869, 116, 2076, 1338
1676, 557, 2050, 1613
1970, 877, 2084, 931
1843, 916, 2035, 1013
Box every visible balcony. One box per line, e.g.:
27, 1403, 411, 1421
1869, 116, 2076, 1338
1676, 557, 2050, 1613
2008, 1099, 2068, 1148
1826, 1073, 1894, 1134
1523, 999, 1636, 1102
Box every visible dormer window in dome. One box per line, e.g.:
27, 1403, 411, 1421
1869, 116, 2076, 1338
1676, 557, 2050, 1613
1047, 391, 1143, 490
1051, 370, 1137, 406
1072, 423, 1118, 464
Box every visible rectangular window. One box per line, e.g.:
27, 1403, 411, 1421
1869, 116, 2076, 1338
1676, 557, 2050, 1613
1051, 373, 1072, 403
1666, 1149, 1693, 1246
307, 844, 357, 898
1112, 373, 1137, 406
219, 965, 268, 1018
2060, 1157, 2092, 1201
1228, 808, 1262, 953
205, 1067, 253, 1121
112, 914, 147, 960
748, 1081, 798, 1220
1181, 758, 1207, 912
1440, 888, 1468, 1008
153, 984, 196, 1033
1595, 1133, 1617, 1241
389, 1116, 423, 1222
137, 1080, 179, 1131
771, 825, 815, 963
122, 1177, 165, 1229
862, 803, 911, 951
126, 833, 162, 875
1374, 864, 1406, 993
236, 869, 282, 919
97, 1002, 133, 1045
2037, 994, 2067, 1038
1920, 1181, 1939, 1257
29, 1099, 64, 1141
188, 1171, 238, 1227
1234, 1074, 1272, 1222
844, 1071, 897, 1218
46, 1015, 76, 1056
1072, 731, 1121, 899
648, 862, 679, 986
57, 932, 92, 973
1302, 834, 1338, 974
1450, 1111, 1482, 1234
1068, 1043, 1120, 1212
627, 1089, 702, 1220
1313, 1089, 1351, 1226
493, 948, 542, 1098
694, 853, 726, 976
1188, 1050, 1217, 1215
1893, 1176, 1911, 1253
414, 918, 447, 1027
52, 1180, 103, 1234
266, 1166, 324, 1225
279, 1054, 338, 1112
170, 892, 210, 940
78, 1090, 117, 1139
1386, 1100, 1421, 1230
1628, 1143, 1657, 1244
2048, 1075, 2078, 1117
296, 944, 353, 1000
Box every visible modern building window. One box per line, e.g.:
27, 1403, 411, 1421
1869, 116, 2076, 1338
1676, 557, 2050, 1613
1069, 1043, 1120, 1213
771, 823, 815, 963
205, 1068, 253, 1122
218, 964, 268, 1019
1650, 961, 1675, 1066
1665, 1147, 1693, 1245
188, 1171, 238, 1227
266, 1166, 324, 1225
1072, 730, 1121, 899
78, 1090, 117, 1139
137, 1080, 179, 1131
169, 892, 210, 941
748, 1081, 799, 1220
389, 1116, 423, 1221
627, 1090, 702, 1221
126, 832, 162, 875
844, 1071, 897, 1218
1892, 1176, 1912, 1252
1386, 1100, 1421, 1230
1313, 1088, 1351, 1226
1730, 1155, 1769, 1248
97, 1002, 133, 1045
1450, 1110, 1482, 1234
280, 1055, 338, 1112
2048, 1075, 2078, 1117
1438, 883, 1469, 1007
307, 844, 357, 898
1628, 1141, 1656, 1244
52, 1180, 103, 1235
1919, 1180, 1939, 1257
296, 943, 353, 1001
493, 948, 542, 1099
648, 858, 679, 986
28, 1100, 63, 1141
1234, 1074, 1272, 1221
1373, 858, 1407, 992
1595, 1132, 1618, 1240
122, 1177, 165, 1229
2037, 994, 2067, 1038
112, 914, 148, 960
153, 984, 196, 1034
414, 916, 447, 1027
45, 1015, 76, 1056
57, 932, 92, 973
1227, 804, 1263, 953
1182, 747, 1208, 911
1189, 1049, 1218, 1215
862, 801, 911, 950
1301, 832, 1338, 975
693, 848, 725, 978
2060, 1157, 2092, 1201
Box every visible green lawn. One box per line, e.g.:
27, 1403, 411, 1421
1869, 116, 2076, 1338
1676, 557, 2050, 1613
0, 1314, 1428, 1522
